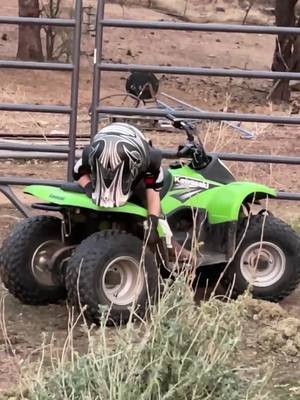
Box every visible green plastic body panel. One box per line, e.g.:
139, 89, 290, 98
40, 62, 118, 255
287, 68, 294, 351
24, 163, 276, 226
25, 185, 147, 217
161, 165, 276, 224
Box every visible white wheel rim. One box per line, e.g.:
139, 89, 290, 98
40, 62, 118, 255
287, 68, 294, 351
31, 240, 63, 286
240, 241, 286, 288
102, 256, 145, 306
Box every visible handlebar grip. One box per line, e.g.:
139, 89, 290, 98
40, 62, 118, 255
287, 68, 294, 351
177, 145, 194, 158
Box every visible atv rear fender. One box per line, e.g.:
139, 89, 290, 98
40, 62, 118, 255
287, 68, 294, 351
24, 185, 148, 218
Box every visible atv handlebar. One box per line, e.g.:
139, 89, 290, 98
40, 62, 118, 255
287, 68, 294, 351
165, 114, 210, 168
165, 114, 195, 142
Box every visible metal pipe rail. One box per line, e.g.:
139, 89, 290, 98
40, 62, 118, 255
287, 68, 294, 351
0, 60, 73, 71
99, 63, 300, 81
0, 104, 72, 113
276, 192, 300, 201
0, 0, 82, 180
0, 147, 299, 167
214, 153, 300, 165
98, 106, 300, 125
0, 142, 69, 153
0, 153, 68, 160
0, 177, 64, 186
0, 16, 76, 27
161, 150, 300, 165
100, 19, 300, 34
0, 178, 65, 217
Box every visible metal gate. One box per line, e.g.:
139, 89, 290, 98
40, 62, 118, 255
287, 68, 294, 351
1, 0, 300, 217
90, 0, 300, 202
0, 0, 82, 216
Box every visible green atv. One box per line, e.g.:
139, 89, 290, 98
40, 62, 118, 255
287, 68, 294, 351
1, 117, 300, 325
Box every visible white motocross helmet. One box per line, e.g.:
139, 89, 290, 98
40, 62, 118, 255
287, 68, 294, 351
90, 123, 150, 207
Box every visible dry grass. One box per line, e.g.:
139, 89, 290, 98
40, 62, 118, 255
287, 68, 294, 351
10, 279, 272, 400
1, 210, 300, 398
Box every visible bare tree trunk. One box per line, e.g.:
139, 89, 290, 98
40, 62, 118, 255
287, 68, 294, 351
291, 17, 300, 71
42, 0, 61, 60
17, 0, 43, 61
270, 0, 298, 102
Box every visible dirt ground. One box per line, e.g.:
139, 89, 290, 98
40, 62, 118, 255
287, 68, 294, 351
1, 0, 300, 396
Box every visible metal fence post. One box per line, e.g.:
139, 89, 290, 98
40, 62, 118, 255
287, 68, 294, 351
90, 0, 105, 140
67, 0, 83, 181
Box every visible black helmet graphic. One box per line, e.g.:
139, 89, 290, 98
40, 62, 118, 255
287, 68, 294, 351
90, 123, 150, 207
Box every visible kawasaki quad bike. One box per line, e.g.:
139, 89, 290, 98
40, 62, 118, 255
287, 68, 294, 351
1, 117, 300, 325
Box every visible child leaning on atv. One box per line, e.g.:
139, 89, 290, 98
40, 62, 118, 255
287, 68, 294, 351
73, 122, 190, 259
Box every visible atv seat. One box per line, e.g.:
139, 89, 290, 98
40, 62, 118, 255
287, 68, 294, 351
60, 182, 85, 193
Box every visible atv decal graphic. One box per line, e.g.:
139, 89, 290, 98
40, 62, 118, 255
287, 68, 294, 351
171, 176, 215, 202
49, 194, 65, 201
171, 189, 205, 202
174, 176, 209, 190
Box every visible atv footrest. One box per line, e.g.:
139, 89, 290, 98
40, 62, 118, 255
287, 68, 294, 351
199, 251, 228, 266
32, 203, 64, 212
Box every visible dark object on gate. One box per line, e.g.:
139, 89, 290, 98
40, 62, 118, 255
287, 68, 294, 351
125, 72, 159, 100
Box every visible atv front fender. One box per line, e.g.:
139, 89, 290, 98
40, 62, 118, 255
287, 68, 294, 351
24, 185, 148, 218
185, 181, 276, 224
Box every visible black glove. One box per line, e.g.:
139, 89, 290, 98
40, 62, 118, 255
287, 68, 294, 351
83, 182, 93, 198
145, 215, 160, 246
